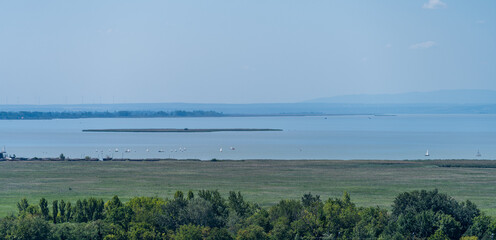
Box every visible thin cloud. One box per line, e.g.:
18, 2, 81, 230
410, 41, 436, 49
423, 0, 447, 9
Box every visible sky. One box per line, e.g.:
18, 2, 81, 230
0, 0, 495, 104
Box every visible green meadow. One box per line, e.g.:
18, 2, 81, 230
0, 160, 495, 217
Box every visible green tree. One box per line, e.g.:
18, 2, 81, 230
428, 229, 450, 240
269, 199, 303, 223
269, 217, 291, 240
353, 207, 389, 239
74, 199, 87, 222
127, 222, 158, 240
105, 196, 134, 230
59, 199, 66, 222
290, 210, 322, 240
187, 191, 195, 200
322, 192, 360, 238
237, 224, 268, 240
17, 198, 29, 215
228, 191, 249, 218
485, 218, 496, 239
158, 197, 187, 230
184, 198, 218, 227
464, 214, 492, 239
86, 197, 105, 221
10, 215, 51, 240
39, 198, 49, 221
0, 216, 17, 239
174, 191, 184, 201
198, 190, 229, 227
128, 196, 166, 228
51, 220, 110, 240
435, 213, 462, 239
206, 227, 234, 240
301, 192, 323, 217
175, 224, 203, 240
66, 201, 73, 222
245, 208, 271, 233
52, 200, 59, 223
392, 189, 479, 234
25, 205, 41, 216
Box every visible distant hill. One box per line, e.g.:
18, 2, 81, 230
307, 89, 496, 104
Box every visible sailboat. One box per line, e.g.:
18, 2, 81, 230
476, 149, 482, 157
425, 149, 430, 157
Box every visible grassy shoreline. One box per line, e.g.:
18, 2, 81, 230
1, 159, 495, 217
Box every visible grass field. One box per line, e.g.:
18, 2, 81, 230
1, 160, 495, 217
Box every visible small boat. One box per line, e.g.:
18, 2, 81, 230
158, 149, 164, 153
115, 148, 119, 152
425, 150, 430, 157
230, 147, 235, 150
219, 148, 223, 152
476, 149, 482, 157
125, 149, 131, 153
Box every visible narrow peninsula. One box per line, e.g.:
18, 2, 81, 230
82, 128, 283, 133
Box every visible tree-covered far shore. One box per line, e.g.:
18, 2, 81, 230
0, 110, 224, 120
1, 189, 494, 240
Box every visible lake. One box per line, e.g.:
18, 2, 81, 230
0, 114, 494, 160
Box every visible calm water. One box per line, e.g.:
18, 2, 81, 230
0, 115, 494, 160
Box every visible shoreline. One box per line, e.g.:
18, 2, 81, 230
1, 158, 494, 163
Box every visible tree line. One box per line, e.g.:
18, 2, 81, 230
0, 189, 495, 240
0, 110, 224, 120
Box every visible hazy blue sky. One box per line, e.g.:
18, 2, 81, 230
0, 0, 494, 104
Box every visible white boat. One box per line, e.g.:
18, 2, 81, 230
425, 150, 430, 157
476, 149, 482, 157
219, 148, 223, 152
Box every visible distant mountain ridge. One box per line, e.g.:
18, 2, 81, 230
307, 89, 496, 104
